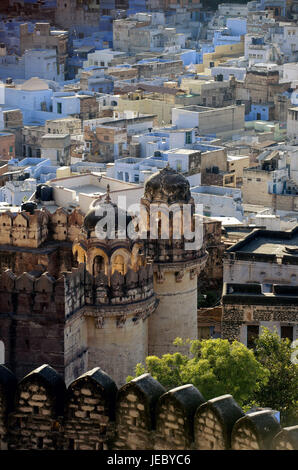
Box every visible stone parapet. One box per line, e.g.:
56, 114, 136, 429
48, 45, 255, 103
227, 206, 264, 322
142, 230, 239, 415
0, 364, 296, 451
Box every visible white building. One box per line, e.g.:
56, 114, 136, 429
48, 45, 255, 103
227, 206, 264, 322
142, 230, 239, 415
218, 3, 248, 16
41, 134, 71, 166
3, 177, 36, 206
279, 24, 298, 62
108, 147, 202, 186
131, 127, 195, 158
282, 62, 298, 88
244, 35, 274, 65
83, 49, 127, 68
287, 107, 298, 141
191, 185, 244, 220
0, 77, 54, 124
24, 49, 64, 82
211, 65, 247, 81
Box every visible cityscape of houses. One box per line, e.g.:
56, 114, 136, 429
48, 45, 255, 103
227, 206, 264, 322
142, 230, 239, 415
0, 0, 297, 453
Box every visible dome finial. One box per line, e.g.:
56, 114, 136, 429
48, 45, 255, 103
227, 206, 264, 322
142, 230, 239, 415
105, 184, 111, 203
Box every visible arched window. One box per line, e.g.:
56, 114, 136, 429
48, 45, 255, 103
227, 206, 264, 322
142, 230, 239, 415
93, 255, 105, 276
0, 341, 4, 364
113, 255, 125, 275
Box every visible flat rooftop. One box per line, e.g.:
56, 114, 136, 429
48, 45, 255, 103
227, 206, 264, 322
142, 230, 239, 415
71, 185, 105, 196
237, 235, 298, 255
165, 148, 199, 155
228, 226, 298, 256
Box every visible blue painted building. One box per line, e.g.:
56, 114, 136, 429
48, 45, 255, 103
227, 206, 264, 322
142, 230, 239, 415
213, 29, 243, 47
9, 157, 58, 183
226, 18, 247, 36
258, 0, 286, 17
127, 0, 147, 15
245, 103, 274, 121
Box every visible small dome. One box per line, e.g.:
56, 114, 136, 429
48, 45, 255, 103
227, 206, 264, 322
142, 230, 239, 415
144, 166, 191, 204
84, 187, 132, 237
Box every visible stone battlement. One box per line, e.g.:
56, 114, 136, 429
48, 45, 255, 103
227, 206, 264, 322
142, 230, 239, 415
0, 364, 297, 451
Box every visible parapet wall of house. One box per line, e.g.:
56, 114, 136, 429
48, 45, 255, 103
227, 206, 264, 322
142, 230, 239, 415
0, 364, 297, 451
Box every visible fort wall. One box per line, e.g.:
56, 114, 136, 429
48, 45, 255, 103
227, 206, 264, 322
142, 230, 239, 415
0, 364, 296, 451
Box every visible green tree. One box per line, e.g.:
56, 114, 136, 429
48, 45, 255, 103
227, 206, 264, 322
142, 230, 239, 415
128, 338, 268, 406
252, 327, 298, 425
127, 351, 188, 391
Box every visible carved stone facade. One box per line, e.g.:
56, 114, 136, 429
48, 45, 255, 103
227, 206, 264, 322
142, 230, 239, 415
0, 168, 209, 386
140, 166, 208, 357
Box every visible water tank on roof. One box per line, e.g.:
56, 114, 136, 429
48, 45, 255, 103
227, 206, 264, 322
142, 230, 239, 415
40, 185, 53, 202
35, 183, 43, 199
21, 202, 37, 214
6, 77, 13, 84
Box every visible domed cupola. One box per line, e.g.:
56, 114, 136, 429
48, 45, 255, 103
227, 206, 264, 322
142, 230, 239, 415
143, 165, 192, 205
83, 185, 132, 238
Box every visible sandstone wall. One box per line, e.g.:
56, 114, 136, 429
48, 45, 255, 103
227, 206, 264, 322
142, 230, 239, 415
0, 364, 296, 451
0, 270, 66, 380
149, 270, 198, 357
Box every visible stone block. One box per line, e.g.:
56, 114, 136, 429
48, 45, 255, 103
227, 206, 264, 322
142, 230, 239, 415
127, 394, 137, 402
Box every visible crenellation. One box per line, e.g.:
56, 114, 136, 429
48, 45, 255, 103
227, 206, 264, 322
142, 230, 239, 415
155, 385, 205, 450
0, 364, 296, 450
273, 426, 298, 450
194, 394, 244, 450
231, 410, 282, 451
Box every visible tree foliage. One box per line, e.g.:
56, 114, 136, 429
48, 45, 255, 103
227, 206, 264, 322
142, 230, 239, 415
252, 327, 298, 425
127, 337, 268, 406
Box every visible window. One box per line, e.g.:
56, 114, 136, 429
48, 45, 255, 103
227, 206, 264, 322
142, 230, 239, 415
198, 326, 211, 339
57, 102, 62, 114
93, 256, 105, 276
9, 146, 13, 153
247, 325, 259, 349
113, 255, 125, 275
281, 326, 293, 342
185, 131, 192, 144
